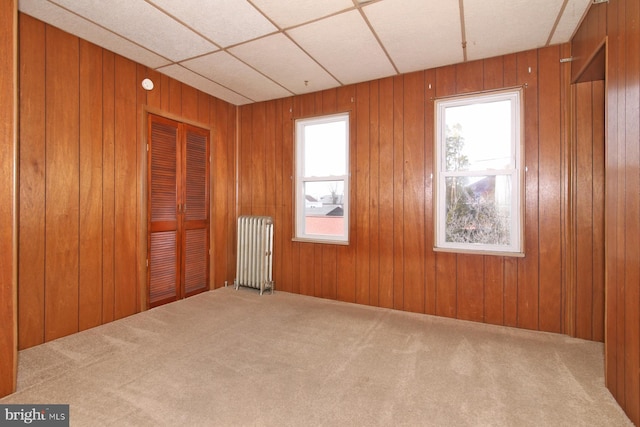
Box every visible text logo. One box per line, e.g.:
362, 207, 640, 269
0, 405, 68, 426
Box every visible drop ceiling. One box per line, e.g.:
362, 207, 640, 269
18, 0, 592, 106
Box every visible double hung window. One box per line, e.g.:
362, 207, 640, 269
435, 89, 523, 255
295, 113, 350, 244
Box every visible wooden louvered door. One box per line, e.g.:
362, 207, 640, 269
148, 114, 209, 308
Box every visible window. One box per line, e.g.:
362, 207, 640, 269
295, 113, 349, 243
435, 89, 523, 255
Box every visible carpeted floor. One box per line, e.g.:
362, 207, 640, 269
1, 287, 632, 426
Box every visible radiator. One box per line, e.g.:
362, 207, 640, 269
234, 215, 274, 295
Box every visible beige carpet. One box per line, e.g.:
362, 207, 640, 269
1, 287, 631, 426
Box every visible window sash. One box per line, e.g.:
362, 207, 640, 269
434, 89, 522, 255
295, 113, 350, 243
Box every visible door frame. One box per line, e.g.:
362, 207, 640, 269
139, 106, 213, 311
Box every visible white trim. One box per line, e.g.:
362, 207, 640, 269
434, 88, 523, 254
295, 113, 350, 243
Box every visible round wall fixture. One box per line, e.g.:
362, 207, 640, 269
141, 78, 154, 91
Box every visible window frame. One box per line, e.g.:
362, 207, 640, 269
434, 88, 524, 256
294, 112, 350, 244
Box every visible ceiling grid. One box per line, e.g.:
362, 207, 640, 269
18, 0, 593, 105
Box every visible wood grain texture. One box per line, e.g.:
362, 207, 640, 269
44, 25, 80, 341
516, 49, 540, 331
377, 77, 394, 309
403, 71, 425, 314
591, 81, 605, 343
0, 0, 17, 398
538, 45, 563, 334
102, 50, 116, 324
574, 82, 604, 341
79, 40, 104, 331
623, 0, 640, 420
356, 82, 371, 305
113, 55, 137, 320
18, 14, 46, 349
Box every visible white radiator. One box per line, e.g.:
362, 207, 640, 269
234, 215, 274, 295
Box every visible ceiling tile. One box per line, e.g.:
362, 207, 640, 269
287, 10, 396, 85
464, 0, 563, 61
181, 52, 292, 103
147, 0, 277, 48
363, 0, 463, 73
251, 0, 353, 29
19, 0, 171, 69
550, 0, 592, 45
157, 64, 252, 105
229, 33, 340, 95
50, 0, 218, 62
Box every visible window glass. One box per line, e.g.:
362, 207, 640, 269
435, 90, 522, 254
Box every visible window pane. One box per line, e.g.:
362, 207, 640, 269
444, 175, 512, 245
304, 180, 344, 236
445, 100, 512, 171
303, 121, 347, 177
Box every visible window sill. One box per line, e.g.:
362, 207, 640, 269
433, 246, 525, 258
292, 237, 349, 246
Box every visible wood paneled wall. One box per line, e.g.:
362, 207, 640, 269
0, 0, 18, 398
237, 44, 595, 336
573, 81, 605, 342
574, 0, 640, 424
17, 14, 237, 350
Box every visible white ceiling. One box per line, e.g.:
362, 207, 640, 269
18, 0, 592, 106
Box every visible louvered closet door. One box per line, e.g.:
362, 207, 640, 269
182, 125, 209, 297
148, 114, 210, 308
149, 115, 180, 307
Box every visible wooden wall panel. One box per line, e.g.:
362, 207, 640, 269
281, 97, 296, 294
79, 40, 104, 331
0, 0, 17, 398
403, 71, 425, 315
537, 45, 563, 334
591, 81, 605, 343
18, 14, 45, 349
392, 75, 405, 311
377, 77, 394, 309
622, 0, 640, 420
575, 82, 595, 339
517, 49, 540, 332
44, 26, 80, 341
573, 81, 605, 343
423, 70, 437, 316
355, 82, 371, 305
102, 51, 116, 324
113, 55, 137, 320
16, 15, 237, 349
211, 97, 233, 289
